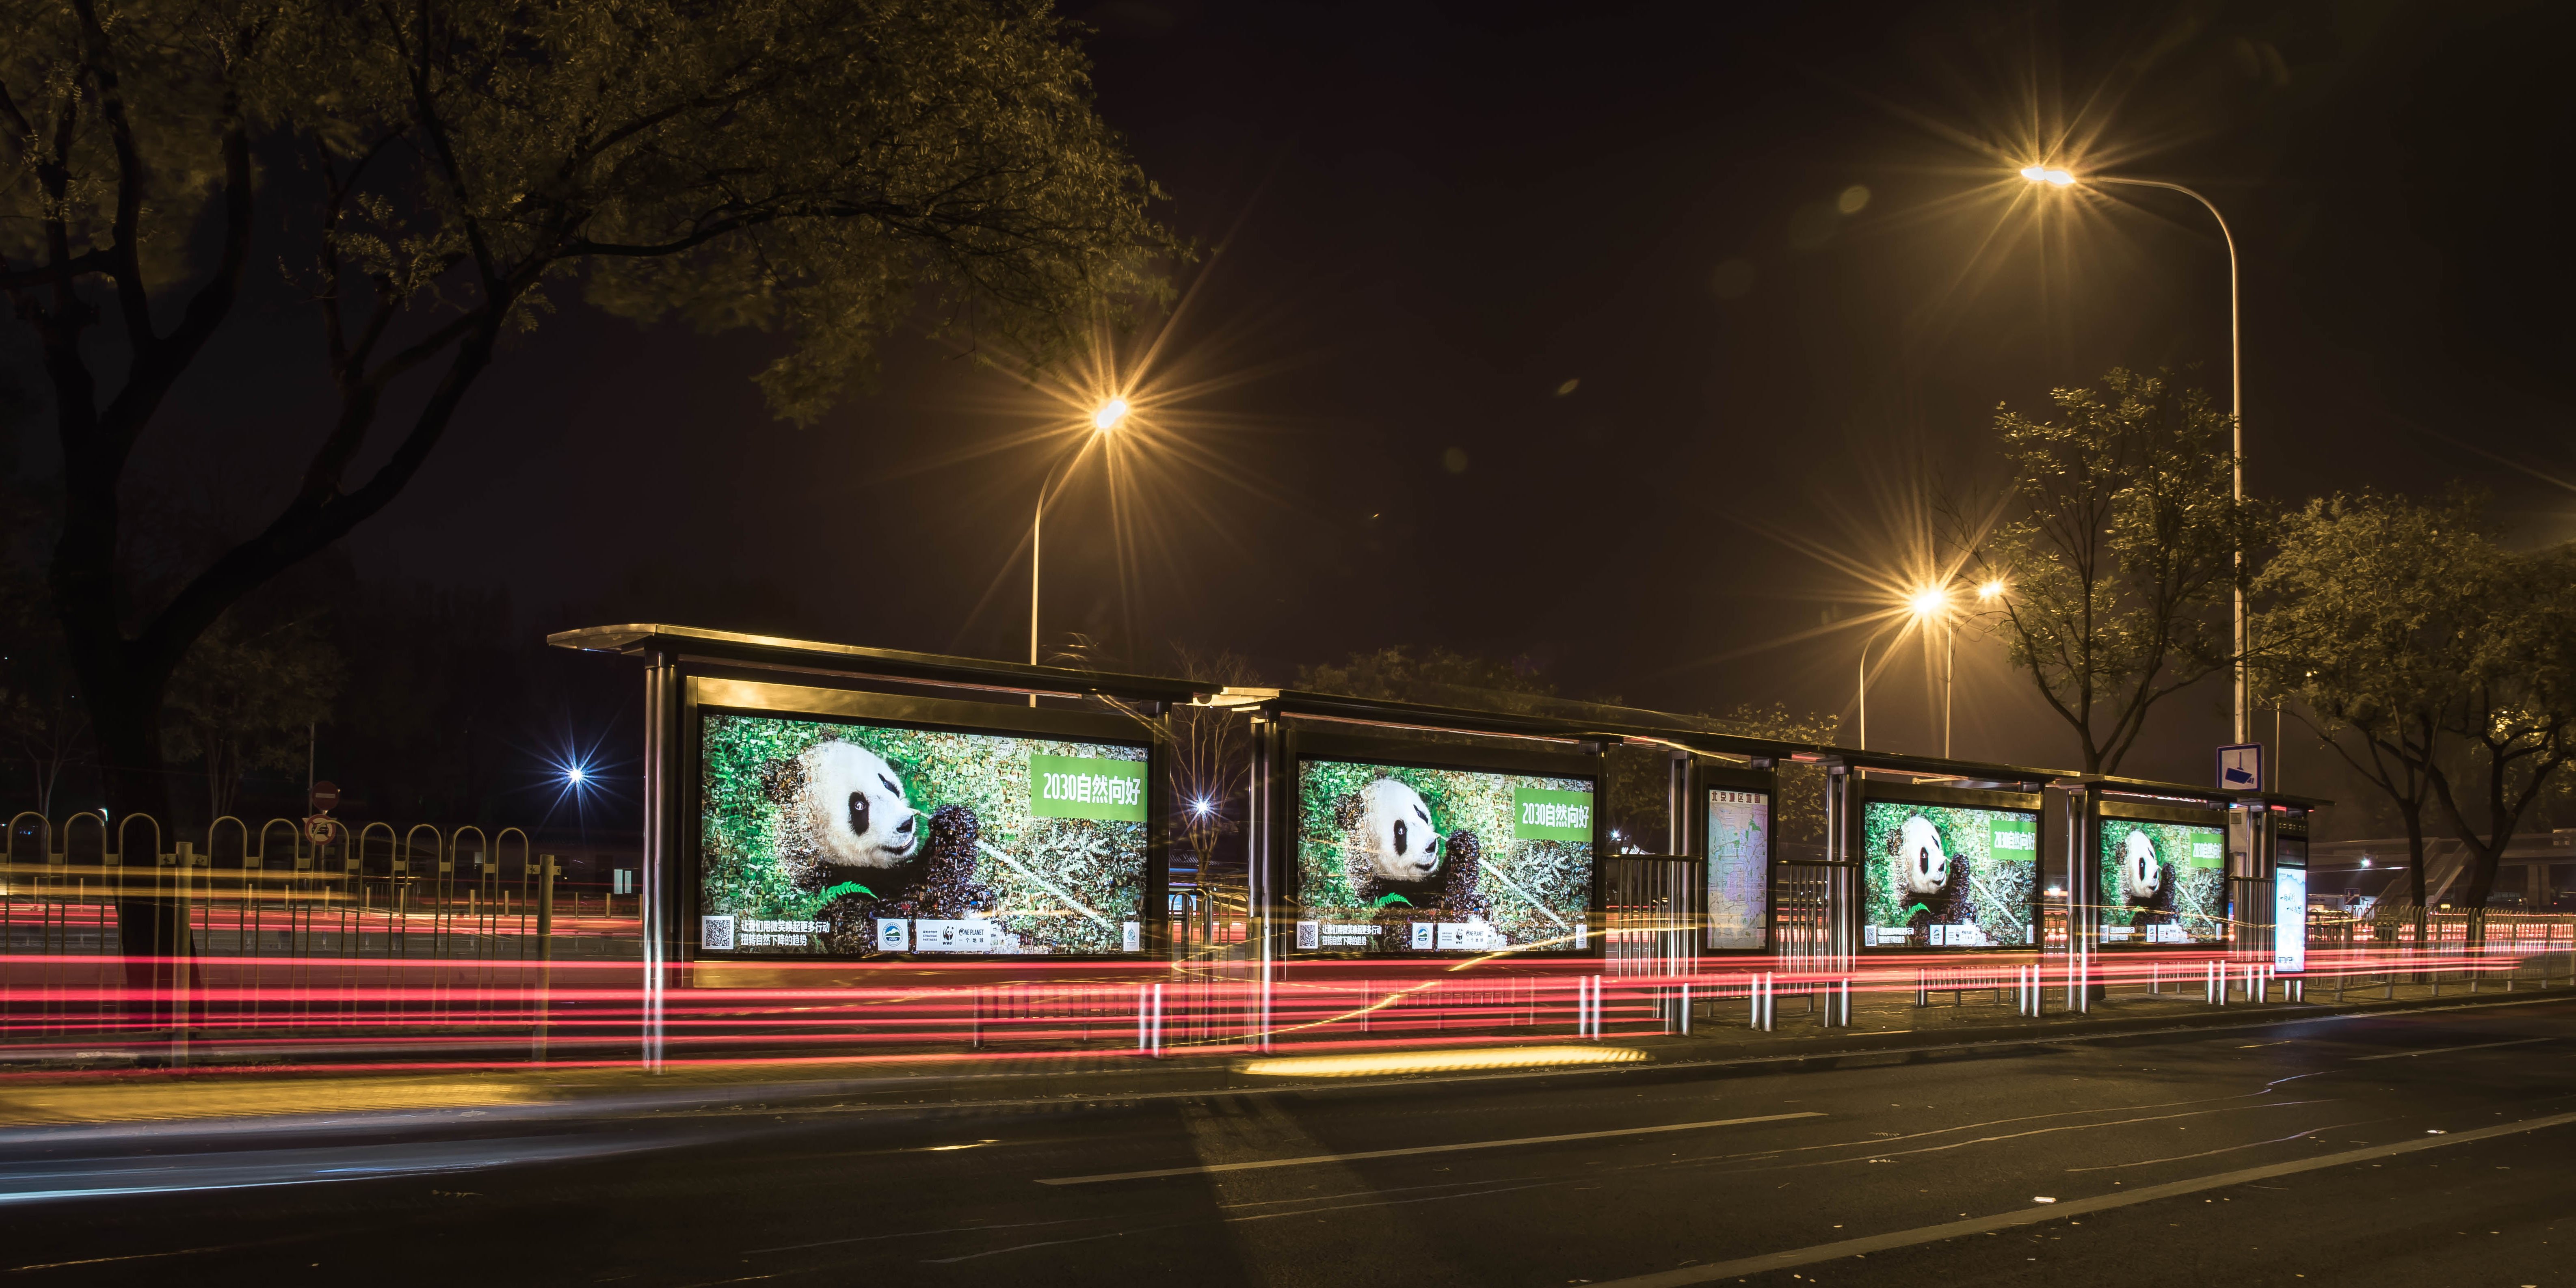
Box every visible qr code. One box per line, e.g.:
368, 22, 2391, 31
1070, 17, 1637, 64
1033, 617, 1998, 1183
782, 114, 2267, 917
701, 915, 736, 951
1296, 921, 1319, 949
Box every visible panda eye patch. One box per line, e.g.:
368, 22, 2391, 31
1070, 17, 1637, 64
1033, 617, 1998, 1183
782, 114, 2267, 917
1393, 819, 1409, 856
878, 774, 902, 796
1413, 805, 1429, 823
848, 791, 869, 836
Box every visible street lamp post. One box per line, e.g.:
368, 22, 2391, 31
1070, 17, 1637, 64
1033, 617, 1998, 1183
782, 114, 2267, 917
1858, 620, 1891, 753
2019, 165, 2247, 750
1861, 586, 1954, 753
1029, 397, 1129, 704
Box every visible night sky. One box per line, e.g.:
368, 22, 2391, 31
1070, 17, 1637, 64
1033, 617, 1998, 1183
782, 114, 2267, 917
55, 0, 2575, 803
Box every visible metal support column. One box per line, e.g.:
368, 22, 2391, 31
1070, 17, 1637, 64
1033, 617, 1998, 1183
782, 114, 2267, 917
640, 650, 681, 1071
2059, 783, 2094, 1014
1246, 713, 1281, 1052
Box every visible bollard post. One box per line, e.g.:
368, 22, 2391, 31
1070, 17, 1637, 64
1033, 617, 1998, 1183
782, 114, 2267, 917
1680, 982, 1692, 1035
536, 854, 558, 960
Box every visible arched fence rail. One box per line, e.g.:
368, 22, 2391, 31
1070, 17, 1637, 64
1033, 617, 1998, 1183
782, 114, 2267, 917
0, 812, 638, 962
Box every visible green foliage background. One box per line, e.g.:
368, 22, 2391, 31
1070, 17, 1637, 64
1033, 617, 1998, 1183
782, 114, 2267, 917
699, 714, 1146, 953
2096, 821, 2228, 939
1859, 802, 2037, 945
1296, 759, 1592, 949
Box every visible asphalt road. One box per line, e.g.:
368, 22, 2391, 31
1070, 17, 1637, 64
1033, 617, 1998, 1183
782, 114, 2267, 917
6, 996, 2573, 1287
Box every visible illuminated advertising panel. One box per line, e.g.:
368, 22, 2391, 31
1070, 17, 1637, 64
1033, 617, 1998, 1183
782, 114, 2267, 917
1293, 758, 1594, 955
1706, 789, 1769, 950
696, 711, 1150, 957
1861, 800, 2040, 949
2274, 864, 2308, 973
2095, 819, 2230, 947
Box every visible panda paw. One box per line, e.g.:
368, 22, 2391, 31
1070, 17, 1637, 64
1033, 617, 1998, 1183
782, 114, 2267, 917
920, 804, 997, 917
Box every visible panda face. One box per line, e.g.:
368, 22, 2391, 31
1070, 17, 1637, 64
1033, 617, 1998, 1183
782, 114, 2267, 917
2122, 828, 2163, 901
1355, 778, 1443, 882
1899, 814, 1951, 896
796, 741, 921, 868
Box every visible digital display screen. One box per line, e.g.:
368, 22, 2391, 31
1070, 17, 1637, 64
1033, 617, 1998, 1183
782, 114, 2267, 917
1293, 758, 1594, 955
695, 711, 1150, 957
2274, 866, 2308, 973
1860, 800, 2039, 949
1706, 789, 1769, 950
2095, 820, 2229, 947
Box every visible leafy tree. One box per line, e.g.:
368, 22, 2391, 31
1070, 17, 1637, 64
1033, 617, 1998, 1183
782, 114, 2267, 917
162, 612, 342, 823
1294, 646, 1555, 710
2, 0, 1168, 960
0, 604, 88, 818
2259, 490, 2576, 931
1952, 369, 2252, 774
1710, 702, 1839, 855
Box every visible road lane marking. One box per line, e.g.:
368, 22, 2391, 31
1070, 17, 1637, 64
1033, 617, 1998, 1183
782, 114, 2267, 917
1588, 1109, 2576, 1287
1032, 1111, 1825, 1184
2349, 1037, 2549, 1061
2061, 1120, 2375, 1171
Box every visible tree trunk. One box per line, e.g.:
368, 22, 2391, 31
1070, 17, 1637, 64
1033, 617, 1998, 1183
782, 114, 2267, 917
2402, 806, 2428, 949
2457, 845, 2502, 950
87, 665, 195, 1032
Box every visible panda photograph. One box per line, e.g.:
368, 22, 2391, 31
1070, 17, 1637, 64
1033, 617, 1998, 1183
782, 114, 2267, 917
694, 711, 1151, 957
2096, 821, 2229, 945
1293, 759, 1595, 954
1858, 801, 2040, 948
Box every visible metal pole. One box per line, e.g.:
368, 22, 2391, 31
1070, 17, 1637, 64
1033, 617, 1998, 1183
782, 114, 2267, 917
640, 652, 678, 1072
1943, 624, 1955, 759
2096, 176, 2244, 745
1858, 639, 1867, 751
1029, 483, 1044, 707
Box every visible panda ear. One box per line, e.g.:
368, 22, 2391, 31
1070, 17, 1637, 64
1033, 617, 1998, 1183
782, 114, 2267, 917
1332, 793, 1363, 831
762, 756, 805, 806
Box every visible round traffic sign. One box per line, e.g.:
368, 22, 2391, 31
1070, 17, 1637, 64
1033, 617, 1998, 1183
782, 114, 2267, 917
309, 780, 340, 813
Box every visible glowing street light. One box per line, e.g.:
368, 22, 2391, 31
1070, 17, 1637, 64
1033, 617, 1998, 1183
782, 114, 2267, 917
1859, 586, 1948, 753
564, 765, 588, 785
1979, 579, 2005, 601
1030, 393, 1137, 702
1910, 585, 1964, 759
2018, 161, 2249, 755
